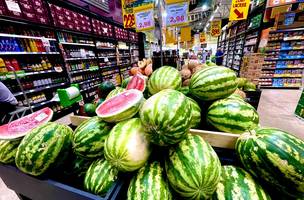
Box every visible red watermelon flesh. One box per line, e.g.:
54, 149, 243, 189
0, 107, 53, 140
126, 74, 146, 92
96, 89, 142, 116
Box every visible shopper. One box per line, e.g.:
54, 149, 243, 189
215, 48, 224, 66
0, 81, 18, 120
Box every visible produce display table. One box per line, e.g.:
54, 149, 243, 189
0, 165, 125, 200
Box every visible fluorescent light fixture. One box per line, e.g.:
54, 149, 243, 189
209, 15, 214, 21
202, 5, 208, 10
163, 11, 167, 17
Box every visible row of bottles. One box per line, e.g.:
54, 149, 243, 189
71, 73, 99, 83
0, 26, 55, 39
66, 60, 98, 71
65, 48, 95, 58
0, 37, 57, 52
18, 93, 47, 106
57, 32, 94, 44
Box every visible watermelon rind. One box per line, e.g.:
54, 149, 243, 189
165, 134, 221, 199
236, 128, 304, 198
189, 66, 238, 101
73, 117, 111, 158
126, 74, 146, 92
140, 89, 192, 146
147, 66, 182, 95
187, 97, 201, 129
0, 107, 53, 140
121, 76, 132, 88
96, 89, 144, 123
15, 122, 73, 176
127, 161, 172, 200
104, 118, 151, 172
105, 87, 125, 100
84, 158, 118, 196
207, 98, 259, 134
0, 139, 21, 164
212, 165, 271, 200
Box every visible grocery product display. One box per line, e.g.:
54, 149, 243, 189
0, 0, 304, 200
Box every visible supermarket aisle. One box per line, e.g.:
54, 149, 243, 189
258, 89, 304, 140
0, 178, 19, 200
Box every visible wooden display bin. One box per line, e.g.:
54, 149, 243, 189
69, 115, 240, 149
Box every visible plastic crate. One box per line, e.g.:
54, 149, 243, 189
0, 164, 125, 200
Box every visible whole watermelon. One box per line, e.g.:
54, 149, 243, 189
189, 66, 238, 101
187, 97, 201, 128
0, 139, 21, 164
104, 118, 151, 172
178, 86, 190, 96
212, 165, 271, 200
140, 89, 192, 146
236, 128, 304, 198
165, 134, 221, 199
127, 161, 172, 200
73, 117, 111, 158
15, 122, 73, 176
147, 66, 182, 95
84, 103, 96, 117
63, 155, 93, 178
105, 87, 125, 100
121, 76, 132, 88
84, 159, 118, 196
98, 81, 115, 98
207, 98, 259, 134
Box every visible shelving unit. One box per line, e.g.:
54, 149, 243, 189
259, 28, 304, 88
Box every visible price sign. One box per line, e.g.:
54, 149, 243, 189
166, 1, 188, 27
123, 13, 135, 28
135, 8, 154, 32
210, 20, 221, 37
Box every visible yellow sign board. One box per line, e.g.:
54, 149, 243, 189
134, 4, 154, 32
121, 0, 135, 28
200, 33, 206, 43
210, 20, 221, 37
180, 26, 191, 42
229, 0, 250, 21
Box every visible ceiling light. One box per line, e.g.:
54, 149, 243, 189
202, 5, 208, 10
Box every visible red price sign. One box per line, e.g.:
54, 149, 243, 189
211, 20, 221, 37
135, 9, 154, 31
166, 2, 188, 27
123, 14, 135, 28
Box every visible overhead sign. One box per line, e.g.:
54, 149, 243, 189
134, 4, 154, 32
229, 0, 250, 21
267, 0, 302, 8
166, 1, 189, 27
180, 26, 191, 42
210, 20, 221, 37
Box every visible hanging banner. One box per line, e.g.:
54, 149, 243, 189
210, 20, 221, 37
229, 0, 250, 21
166, 1, 189, 27
165, 28, 177, 44
180, 26, 191, 42
200, 32, 206, 43
134, 4, 154, 32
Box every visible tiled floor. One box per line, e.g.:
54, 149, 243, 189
1, 89, 303, 199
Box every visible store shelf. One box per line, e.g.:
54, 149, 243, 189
65, 57, 97, 61
60, 42, 95, 47
31, 100, 53, 109
96, 47, 116, 50
266, 48, 304, 52
0, 52, 60, 55
73, 77, 100, 85
69, 68, 99, 74
270, 27, 304, 33
0, 33, 56, 40
260, 86, 301, 89
98, 56, 116, 59
13, 82, 68, 96
265, 57, 304, 61
283, 37, 304, 41
80, 84, 99, 93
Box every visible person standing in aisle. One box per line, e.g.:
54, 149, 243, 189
0, 81, 18, 122
215, 48, 224, 66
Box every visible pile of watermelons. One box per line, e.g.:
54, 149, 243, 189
0, 65, 303, 199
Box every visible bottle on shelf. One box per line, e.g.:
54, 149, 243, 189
0, 57, 7, 73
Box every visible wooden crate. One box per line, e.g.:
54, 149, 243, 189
70, 115, 240, 149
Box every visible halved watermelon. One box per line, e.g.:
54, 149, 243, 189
126, 74, 146, 92
0, 107, 53, 140
96, 89, 143, 123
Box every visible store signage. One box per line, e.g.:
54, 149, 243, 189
295, 89, 304, 120
266, 0, 304, 8
229, 0, 250, 21
200, 33, 206, 43
166, 1, 189, 27
5, 0, 21, 13
210, 20, 221, 37
134, 4, 154, 32
180, 26, 191, 42
121, 0, 135, 28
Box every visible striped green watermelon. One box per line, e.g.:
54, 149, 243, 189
165, 134, 221, 199
147, 66, 182, 95
212, 165, 271, 200
84, 158, 118, 196
63, 155, 93, 178
0, 139, 21, 164
127, 161, 172, 200
189, 66, 238, 101
121, 76, 132, 88
15, 122, 73, 176
227, 93, 245, 101
104, 118, 151, 172
187, 97, 201, 128
140, 89, 192, 146
73, 117, 111, 158
178, 86, 190, 96
96, 89, 144, 123
236, 128, 304, 198
207, 98, 259, 134
105, 87, 125, 100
